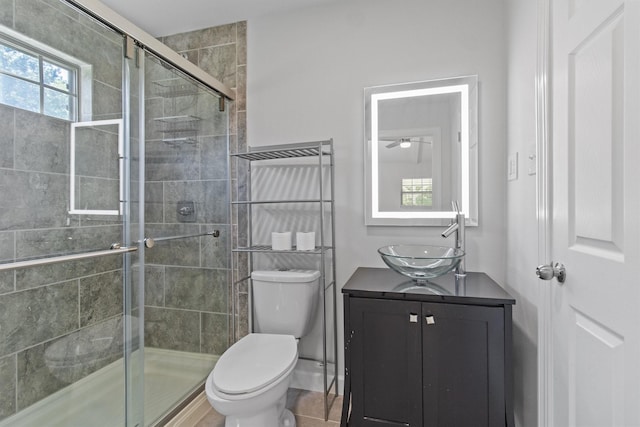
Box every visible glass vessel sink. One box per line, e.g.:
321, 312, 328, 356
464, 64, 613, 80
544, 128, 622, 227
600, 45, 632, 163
378, 245, 465, 281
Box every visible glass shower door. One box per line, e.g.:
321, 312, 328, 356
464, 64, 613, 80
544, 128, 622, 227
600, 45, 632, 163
0, 2, 135, 426
136, 51, 231, 425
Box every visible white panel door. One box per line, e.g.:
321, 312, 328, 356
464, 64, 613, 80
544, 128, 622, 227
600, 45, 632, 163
550, 0, 640, 426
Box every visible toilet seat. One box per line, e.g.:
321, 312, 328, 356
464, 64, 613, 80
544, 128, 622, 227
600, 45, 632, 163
212, 333, 297, 396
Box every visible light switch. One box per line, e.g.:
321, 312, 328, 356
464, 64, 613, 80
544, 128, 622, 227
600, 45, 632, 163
528, 145, 537, 175
507, 153, 518, 181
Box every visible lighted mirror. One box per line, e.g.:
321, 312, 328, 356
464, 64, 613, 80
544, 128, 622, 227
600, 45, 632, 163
364, 75, 478, 226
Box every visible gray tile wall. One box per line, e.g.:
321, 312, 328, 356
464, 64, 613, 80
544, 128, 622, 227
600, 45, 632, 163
0, 2, 243, 422
159, 21, 249, 344
140, 42, 235, 355
0, 0, 126, 421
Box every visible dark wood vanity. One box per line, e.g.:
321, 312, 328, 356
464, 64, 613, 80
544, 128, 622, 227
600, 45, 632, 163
341, 268, 515, 427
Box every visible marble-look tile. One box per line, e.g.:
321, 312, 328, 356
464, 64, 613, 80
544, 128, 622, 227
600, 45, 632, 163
80, 270, 123, 327
163, 24, 236, 53
74, 126, 119, 178
0, 281, 79, 358
228, 99, 238, 137
92, 80, 122, 121
41, 316, 123, 385
200, 136, 228, 180
201, 312, 229, 356
14, 110, 69, 174
144, 182, 164, 224
143, 224, 201, 267
16, 225, 122, 259
39, 0, 80, 22
145, 139, 201, 182
144, 97, 165, 142
0, 354, 16, 421
78, 177, 119, 211
237, 292, 249, 338
15, 0, 78, 59
144, 306, 200, 352
236, 65, 246, 112
237, 111, 246, 152
0, 170, 69, 231
164, 267, 227, 313
0, 0, 13, 27
0, 232, 14, 294
143, 265, 165, 307
76, 26, 123, 90
181, 49, 199, 66
198, 45, 237, 90
144, 57, 178, 99
201, 225, 230, 269
18, 0, 122, 90
16, 255, 121, 291
0, 271, 14, 296
237, 21, 247, 67
16, 342, 66, 410
163, 180, 229, 225
0, 104, 14, 169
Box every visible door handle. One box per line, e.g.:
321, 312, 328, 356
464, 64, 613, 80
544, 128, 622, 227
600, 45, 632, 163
536, 262, 566, 283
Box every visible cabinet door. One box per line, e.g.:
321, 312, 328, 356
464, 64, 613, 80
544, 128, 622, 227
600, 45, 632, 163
422, 303, 505, 427
350, 298, 422, 426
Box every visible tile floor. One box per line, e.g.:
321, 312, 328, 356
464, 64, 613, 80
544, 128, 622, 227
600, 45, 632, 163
194, 388, 343, 426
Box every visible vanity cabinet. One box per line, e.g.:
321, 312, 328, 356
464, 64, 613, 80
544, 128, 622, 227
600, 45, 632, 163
341, 268, 515, 427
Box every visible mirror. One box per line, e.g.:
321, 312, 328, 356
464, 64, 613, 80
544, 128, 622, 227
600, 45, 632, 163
364, 75, 478, 226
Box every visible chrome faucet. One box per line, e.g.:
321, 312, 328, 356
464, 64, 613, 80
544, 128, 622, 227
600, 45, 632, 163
441, 201, 466, 277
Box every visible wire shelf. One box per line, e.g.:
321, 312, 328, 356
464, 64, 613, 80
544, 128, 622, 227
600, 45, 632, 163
152, 78, 199, 98
153, 115, 202, 133
230, 140, 333, 161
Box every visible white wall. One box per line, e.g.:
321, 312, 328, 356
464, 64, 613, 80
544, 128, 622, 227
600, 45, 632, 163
505, 1, 540, 426
246, 0, 508, 390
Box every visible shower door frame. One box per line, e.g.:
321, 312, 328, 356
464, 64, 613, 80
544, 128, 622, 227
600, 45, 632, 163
0, 1, 235, 425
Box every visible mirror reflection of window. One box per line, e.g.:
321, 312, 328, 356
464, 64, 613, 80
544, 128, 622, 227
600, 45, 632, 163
401, 178, 433, 207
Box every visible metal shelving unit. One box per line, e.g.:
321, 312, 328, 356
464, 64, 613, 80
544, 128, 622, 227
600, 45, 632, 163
230, 139, 338, 421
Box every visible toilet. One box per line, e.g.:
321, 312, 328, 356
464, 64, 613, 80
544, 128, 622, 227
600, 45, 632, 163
205, 269, 321, 427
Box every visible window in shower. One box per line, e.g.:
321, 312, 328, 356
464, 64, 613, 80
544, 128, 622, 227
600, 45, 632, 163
0, 35, 79, 121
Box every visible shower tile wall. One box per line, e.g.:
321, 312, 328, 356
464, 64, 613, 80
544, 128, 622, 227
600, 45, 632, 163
160, 21, 249, 343
0, 0, 125, 421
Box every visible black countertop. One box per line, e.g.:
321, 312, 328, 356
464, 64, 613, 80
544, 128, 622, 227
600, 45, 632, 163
343, 267, 515, 306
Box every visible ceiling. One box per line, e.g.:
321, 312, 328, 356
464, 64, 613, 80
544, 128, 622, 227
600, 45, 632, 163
99, 0, 338, 37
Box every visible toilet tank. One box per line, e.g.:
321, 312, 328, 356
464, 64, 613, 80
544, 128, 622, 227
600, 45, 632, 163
251, 270, 321, 338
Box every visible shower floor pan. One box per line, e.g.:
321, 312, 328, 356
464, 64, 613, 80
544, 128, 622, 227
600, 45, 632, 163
0, 348, 217, 427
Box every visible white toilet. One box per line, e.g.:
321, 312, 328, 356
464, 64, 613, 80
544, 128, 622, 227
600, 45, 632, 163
205, 269, 321, 427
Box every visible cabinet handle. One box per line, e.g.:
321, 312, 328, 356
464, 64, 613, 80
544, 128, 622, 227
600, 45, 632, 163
409, 314, 418, 323
425, 315, 435, 325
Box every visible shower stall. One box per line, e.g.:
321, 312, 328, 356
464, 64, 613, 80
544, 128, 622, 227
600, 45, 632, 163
0, 0, 233, 425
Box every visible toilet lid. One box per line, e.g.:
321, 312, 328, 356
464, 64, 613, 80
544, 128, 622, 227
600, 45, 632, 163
213, 333, 298, 395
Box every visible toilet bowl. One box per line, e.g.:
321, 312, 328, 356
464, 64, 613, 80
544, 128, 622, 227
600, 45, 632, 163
205, 333, 298, 427
205, 269, 321, 427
